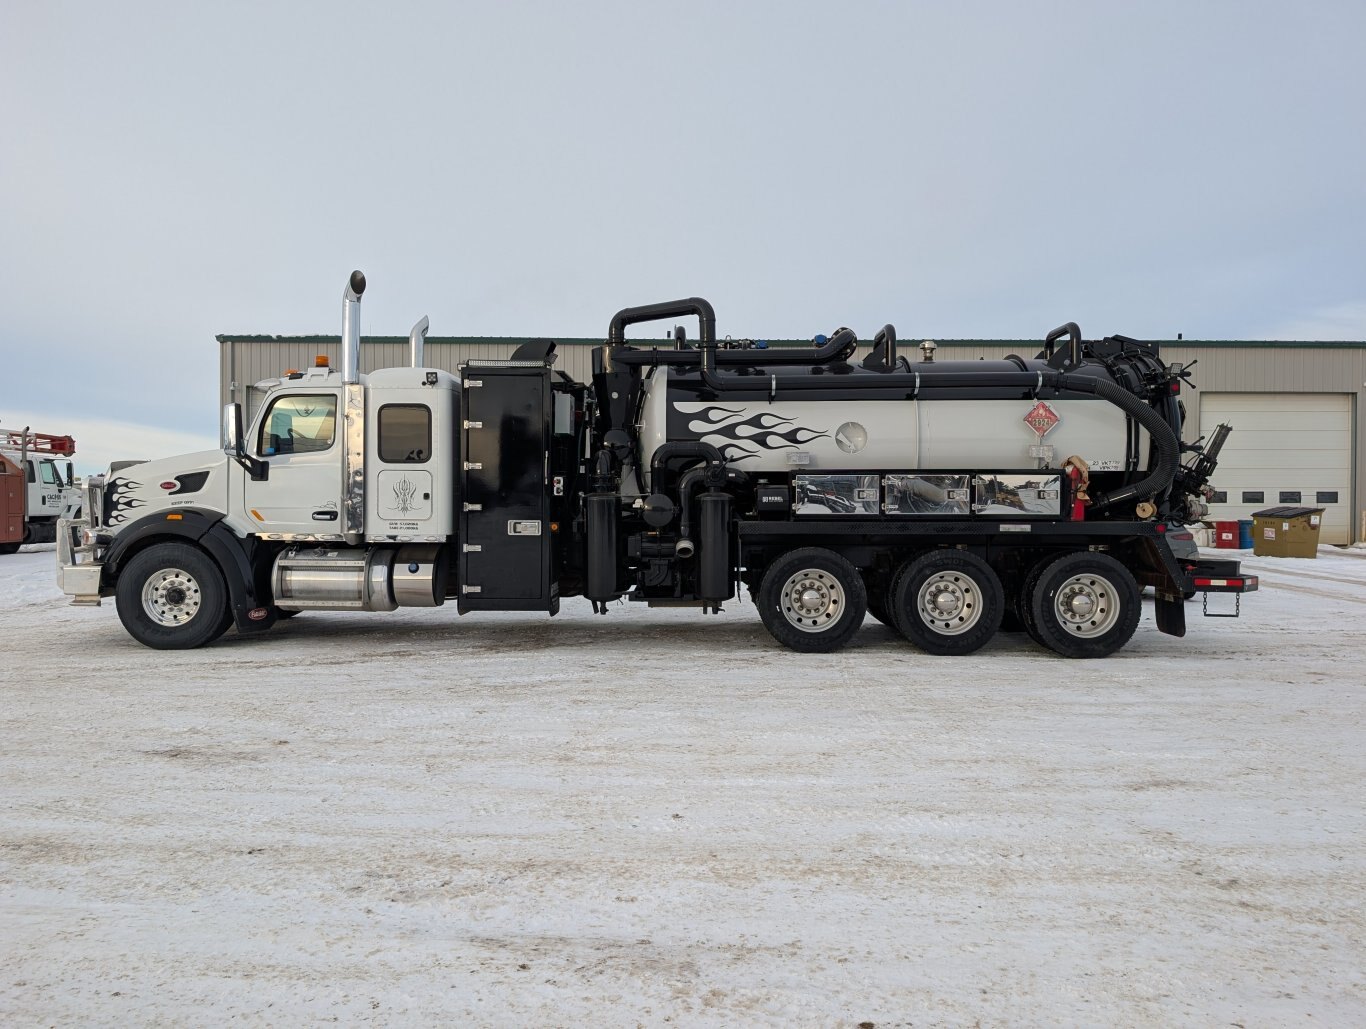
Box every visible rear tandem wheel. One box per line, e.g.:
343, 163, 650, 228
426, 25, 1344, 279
1027, 551, 1141, 659
890, 550, 1004, 656
757, 547, 868, 653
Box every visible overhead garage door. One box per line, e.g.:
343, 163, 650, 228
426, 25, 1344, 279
1200, 392, 1353, 545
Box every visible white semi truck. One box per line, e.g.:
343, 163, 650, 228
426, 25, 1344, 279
57, 271, 1257, 655
2, 427, 81, 554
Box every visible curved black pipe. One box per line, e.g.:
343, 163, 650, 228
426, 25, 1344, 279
676, 466, 708, 543
649, 441, 724, 494
609, 298, 716, 344
614, 326, 858, 369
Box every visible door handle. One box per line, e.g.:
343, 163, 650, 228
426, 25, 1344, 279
311, 510, 338, 521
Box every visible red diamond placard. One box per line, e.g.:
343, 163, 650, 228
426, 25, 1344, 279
1023, 401, 1060, 439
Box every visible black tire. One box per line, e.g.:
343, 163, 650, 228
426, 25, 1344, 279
115, 542, 233, 650
890, 550, 1004, 656
0, 541, 20, 556
1028, 551, 1141, 659
1016, 559, 1051, 649
757, 547, 868, 653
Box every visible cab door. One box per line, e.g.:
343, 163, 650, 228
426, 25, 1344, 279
31, 460, 65, 517
242, 391, 345, 536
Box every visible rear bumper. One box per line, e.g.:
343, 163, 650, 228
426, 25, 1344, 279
56, 516, 106, 606
1185, 557, 1259, 594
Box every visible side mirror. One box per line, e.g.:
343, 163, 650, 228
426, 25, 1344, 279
222, 404, 244, 457
223, 403, 268, 481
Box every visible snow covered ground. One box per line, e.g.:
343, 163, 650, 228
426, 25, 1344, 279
2, 543, 1363, 1025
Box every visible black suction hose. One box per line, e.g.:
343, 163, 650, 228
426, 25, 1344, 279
1072, 377, 1180, 512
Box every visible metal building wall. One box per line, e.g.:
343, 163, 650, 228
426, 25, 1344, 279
1162, 344, 1366, 544
220, 336, 1366, 541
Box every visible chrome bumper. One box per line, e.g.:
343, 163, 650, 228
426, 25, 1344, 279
56, 515, 105, 606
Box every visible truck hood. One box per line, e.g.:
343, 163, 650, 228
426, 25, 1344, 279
104, 450, 230, 529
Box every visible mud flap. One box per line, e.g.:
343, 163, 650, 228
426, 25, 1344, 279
1154, 594, 1187, 637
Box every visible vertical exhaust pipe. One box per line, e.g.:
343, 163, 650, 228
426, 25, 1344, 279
410, 315, 430, 368
342, 270, 366, 384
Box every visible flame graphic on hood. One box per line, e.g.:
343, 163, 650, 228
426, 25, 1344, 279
105, 478, 147, 526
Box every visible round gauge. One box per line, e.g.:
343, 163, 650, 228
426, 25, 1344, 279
834, 421, 868, 454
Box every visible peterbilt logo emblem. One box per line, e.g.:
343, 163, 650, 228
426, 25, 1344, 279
834, 422, 868, 454
1023, 402, 1060, 439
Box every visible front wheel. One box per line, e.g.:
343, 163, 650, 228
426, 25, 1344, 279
757, 548, 867, 653
891, 550, 1004, 656
1028, 552, 1140, 659
115, 542, 233, 650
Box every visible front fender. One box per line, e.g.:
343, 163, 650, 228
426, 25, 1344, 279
104, 509, 276, 633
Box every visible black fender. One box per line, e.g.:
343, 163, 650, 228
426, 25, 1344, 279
104, 509, 277, 634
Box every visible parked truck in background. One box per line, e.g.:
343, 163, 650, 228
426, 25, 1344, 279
57, 271, 1257, 654
1, 427, 80, 554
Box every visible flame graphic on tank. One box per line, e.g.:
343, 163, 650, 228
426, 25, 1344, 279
104, 478, 147, 525
392, 476, 419, 514
683, 408, 830, 462
686, 405, 748, 426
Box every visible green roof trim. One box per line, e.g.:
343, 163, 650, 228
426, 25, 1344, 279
217, 334, 1366, 349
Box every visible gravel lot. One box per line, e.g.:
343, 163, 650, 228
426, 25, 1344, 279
2, 543, 1364, 1025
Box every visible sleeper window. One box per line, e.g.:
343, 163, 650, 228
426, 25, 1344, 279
378, 404, 432, 463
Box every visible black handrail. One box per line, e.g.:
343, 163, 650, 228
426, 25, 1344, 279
1045, 322, 1081, 366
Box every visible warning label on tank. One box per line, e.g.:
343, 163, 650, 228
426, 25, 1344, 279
1023, 401, 1060, 438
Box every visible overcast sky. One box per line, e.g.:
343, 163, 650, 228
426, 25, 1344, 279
3, 1, 1364, 472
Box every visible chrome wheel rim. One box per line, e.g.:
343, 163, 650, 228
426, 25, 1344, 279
141, 567, 203, 627
1053, 573, 1119, 636
915, 570, 982, 635
780, 568, 846, 633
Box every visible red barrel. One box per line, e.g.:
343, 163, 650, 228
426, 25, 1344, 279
1213, 519, 1241, 549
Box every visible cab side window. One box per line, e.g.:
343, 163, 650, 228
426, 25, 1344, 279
258, 395, 338, 456
39, 461, 58, 485
378, 404, 431, 463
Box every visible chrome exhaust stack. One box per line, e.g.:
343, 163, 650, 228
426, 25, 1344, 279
341, 270, 366, 384
410, 315, 429, 368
